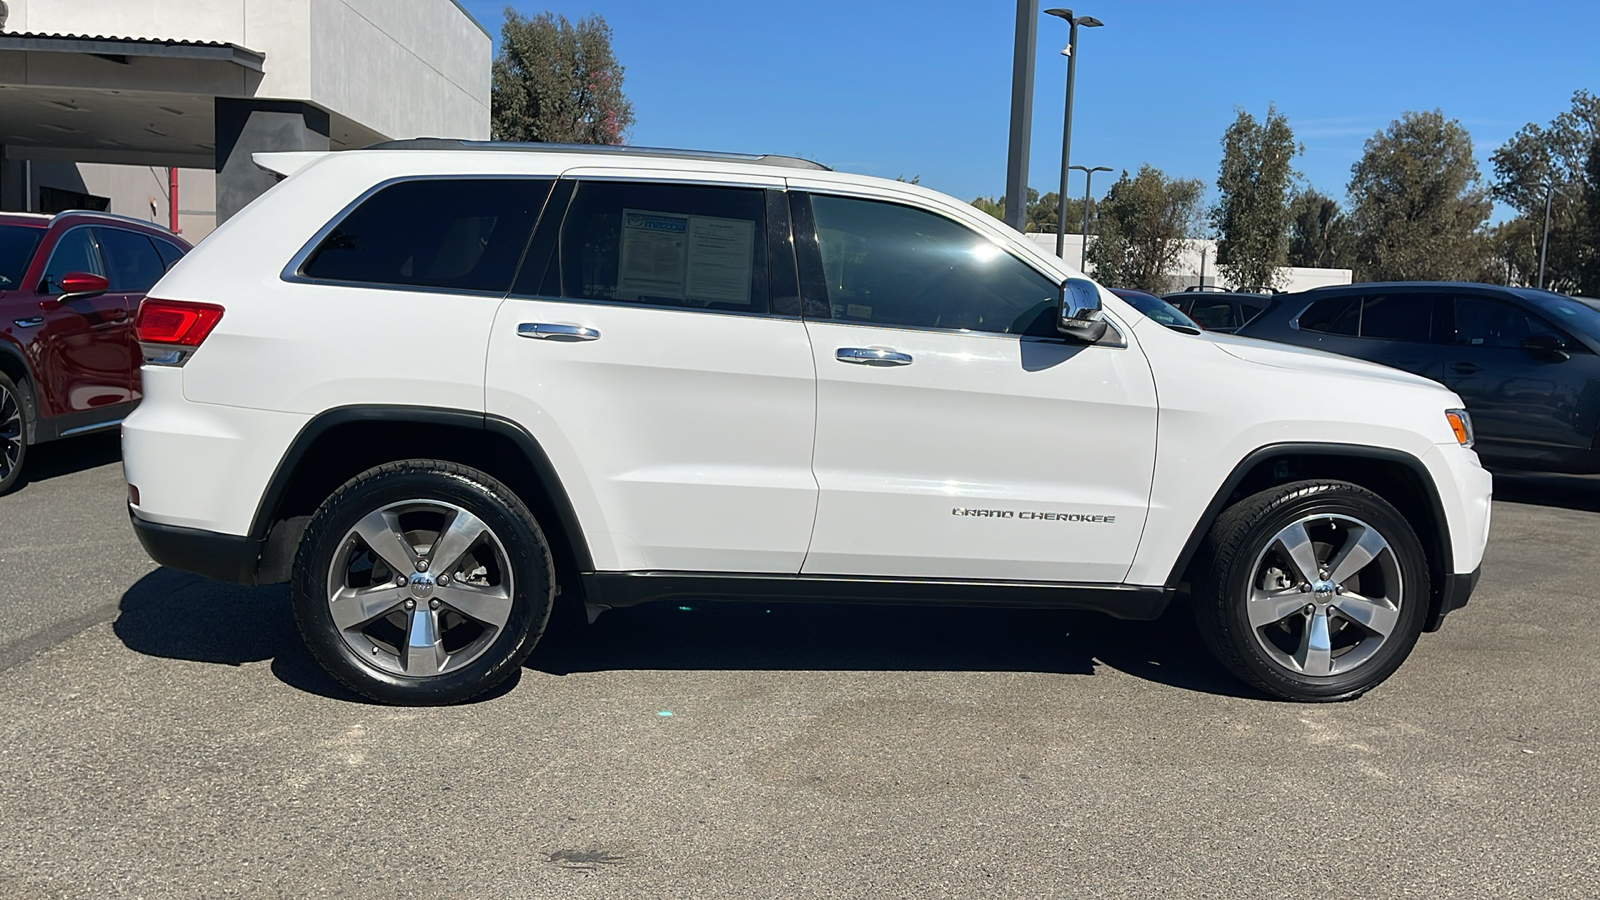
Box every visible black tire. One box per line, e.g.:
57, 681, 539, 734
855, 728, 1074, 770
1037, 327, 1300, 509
292, 459, 555, 705
0, 372, 28, 496
1192, 479, 1430, 702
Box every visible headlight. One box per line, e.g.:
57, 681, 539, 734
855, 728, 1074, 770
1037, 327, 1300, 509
1445, 409, 1474, 448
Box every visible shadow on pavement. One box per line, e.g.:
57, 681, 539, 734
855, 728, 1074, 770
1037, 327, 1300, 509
113, 568, 379, 704
1489, 469, 1600, 514
528, 596, 1257, 700
113, 568, 1254, 701
11, 432, 121, 491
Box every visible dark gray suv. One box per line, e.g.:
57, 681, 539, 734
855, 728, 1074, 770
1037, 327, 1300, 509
1236, 282, 1600, 473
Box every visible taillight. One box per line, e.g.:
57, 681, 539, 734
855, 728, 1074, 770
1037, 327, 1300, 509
135, 298, 224, 366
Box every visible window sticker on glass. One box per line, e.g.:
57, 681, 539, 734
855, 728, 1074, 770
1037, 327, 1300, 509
686, 216, 755, 305
617, 209, 754, 306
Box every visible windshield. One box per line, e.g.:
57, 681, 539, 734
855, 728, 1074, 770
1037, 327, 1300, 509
1525, 291, 1600, 344
1114, 290, 1202, 331
0, 225, 45, 290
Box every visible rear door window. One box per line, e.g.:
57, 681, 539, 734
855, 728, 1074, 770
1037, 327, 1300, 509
546, 180, 771, 314
301, 178, 554, 293
96, 228, 168, 293
1358, 294, 1435, 342
1188, 299, 1238, 331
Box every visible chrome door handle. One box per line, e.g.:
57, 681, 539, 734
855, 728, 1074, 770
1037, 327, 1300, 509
518, 322, 601, 342
836, 347, 913, 366
12, 317, 43, 329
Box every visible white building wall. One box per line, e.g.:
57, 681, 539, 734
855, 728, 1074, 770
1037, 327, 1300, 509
1023, 233, 1353, 294
314, 0, 490, 140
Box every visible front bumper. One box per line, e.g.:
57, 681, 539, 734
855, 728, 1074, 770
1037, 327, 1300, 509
1426, 564, 1480, 632
130, 506, 265, 586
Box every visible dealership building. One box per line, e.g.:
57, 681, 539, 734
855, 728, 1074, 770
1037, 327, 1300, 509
0, 0, 490, 241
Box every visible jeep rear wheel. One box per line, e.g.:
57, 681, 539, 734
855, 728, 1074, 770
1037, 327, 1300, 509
292, 460, 554, 705
1193, 479, 1430, 702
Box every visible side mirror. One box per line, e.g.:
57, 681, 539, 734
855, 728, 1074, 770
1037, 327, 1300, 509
1521, 333, 1569, 362
1057, 277, 1109, 343
57, 271, 110, 301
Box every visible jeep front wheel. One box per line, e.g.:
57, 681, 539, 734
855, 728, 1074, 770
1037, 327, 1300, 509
291, 460, 554, 705
1193, 479, 1430, 702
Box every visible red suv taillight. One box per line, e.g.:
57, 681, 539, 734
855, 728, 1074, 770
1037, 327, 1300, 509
135, 299, 224, 366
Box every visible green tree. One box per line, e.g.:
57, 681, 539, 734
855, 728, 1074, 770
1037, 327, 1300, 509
1491, 91, 1600, 292
970, 188, 1087, 235
1346, 110, 1492, 281
1285, 188, 1353, 269
1212, 105, 1300, 290
491, 9, 635, 144
1085, 165, 1204, 292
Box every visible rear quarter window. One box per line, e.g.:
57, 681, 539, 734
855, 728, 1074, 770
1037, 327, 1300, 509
1297, 295, 1361, 336
300, 178, 554, 293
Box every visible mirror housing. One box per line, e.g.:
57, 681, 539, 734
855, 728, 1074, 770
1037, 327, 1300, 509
1521, 333, 1569, 362
1057, 277, 1109, 343
57, 271, 110, 301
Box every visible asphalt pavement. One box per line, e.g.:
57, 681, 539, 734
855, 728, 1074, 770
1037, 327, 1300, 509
0, 443, 1596, 899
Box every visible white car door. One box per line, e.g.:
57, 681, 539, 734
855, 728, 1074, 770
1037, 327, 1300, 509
792, 189, 1158, 583
484, 173, 819, 574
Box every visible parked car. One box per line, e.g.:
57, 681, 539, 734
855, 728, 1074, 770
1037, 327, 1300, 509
1109, 288, 1203, 332
124, 141, 1489, 706
0, 211, 190, 493
1164, 289, 1272, 333
1236, 282, 1600, 473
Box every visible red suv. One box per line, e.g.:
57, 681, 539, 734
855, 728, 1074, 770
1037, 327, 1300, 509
0, 211, 191, 493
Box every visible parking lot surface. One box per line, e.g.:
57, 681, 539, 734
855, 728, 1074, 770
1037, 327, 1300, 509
0, 443, 1596, 899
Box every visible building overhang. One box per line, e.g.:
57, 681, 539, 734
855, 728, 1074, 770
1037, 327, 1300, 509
0, 31, 265, 71
0, 32, 382, 168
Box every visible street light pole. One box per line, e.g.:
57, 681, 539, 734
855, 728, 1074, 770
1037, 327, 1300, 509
1004, 0, 1039, 234
1538, 182, 1556, 290
1070, 164, 1111, 270
1045, 9, 1102, 260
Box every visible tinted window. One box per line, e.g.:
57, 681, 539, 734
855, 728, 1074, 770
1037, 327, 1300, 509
1298, 295, 1360, 336
808, 195, 1057, 335
552, 180, 769, 312
1359, 294, 1433, 341
152, 238, 185, 271
42, 228, 104, 293
302, 178, 553, 293
96, 228, 167, 293
1188, 299, 1238, 330
0, 225, 44, 289
1115, 291, 1201, 331
1451, 296, 1559, 349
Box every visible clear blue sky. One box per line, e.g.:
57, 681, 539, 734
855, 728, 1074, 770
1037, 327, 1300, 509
461, 0, 1597, 223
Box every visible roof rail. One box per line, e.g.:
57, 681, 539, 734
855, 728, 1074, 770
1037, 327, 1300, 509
361, 138, 833, 172
51, 209, 176, 232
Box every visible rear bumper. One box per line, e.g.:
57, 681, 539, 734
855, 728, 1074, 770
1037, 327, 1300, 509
130, 506, 264, 586
1426, 564, 1480, 632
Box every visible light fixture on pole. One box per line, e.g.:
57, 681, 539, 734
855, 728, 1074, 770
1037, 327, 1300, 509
1069, 164, 1111, 270
1045, 8, 1103, 260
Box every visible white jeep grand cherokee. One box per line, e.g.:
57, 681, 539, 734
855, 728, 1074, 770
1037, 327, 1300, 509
123, 141, 1491, 705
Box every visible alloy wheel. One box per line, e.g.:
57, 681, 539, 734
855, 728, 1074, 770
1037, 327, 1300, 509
0, 383, 22, 485
1246, 513, 1404, 678
326, 499, 515, 677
